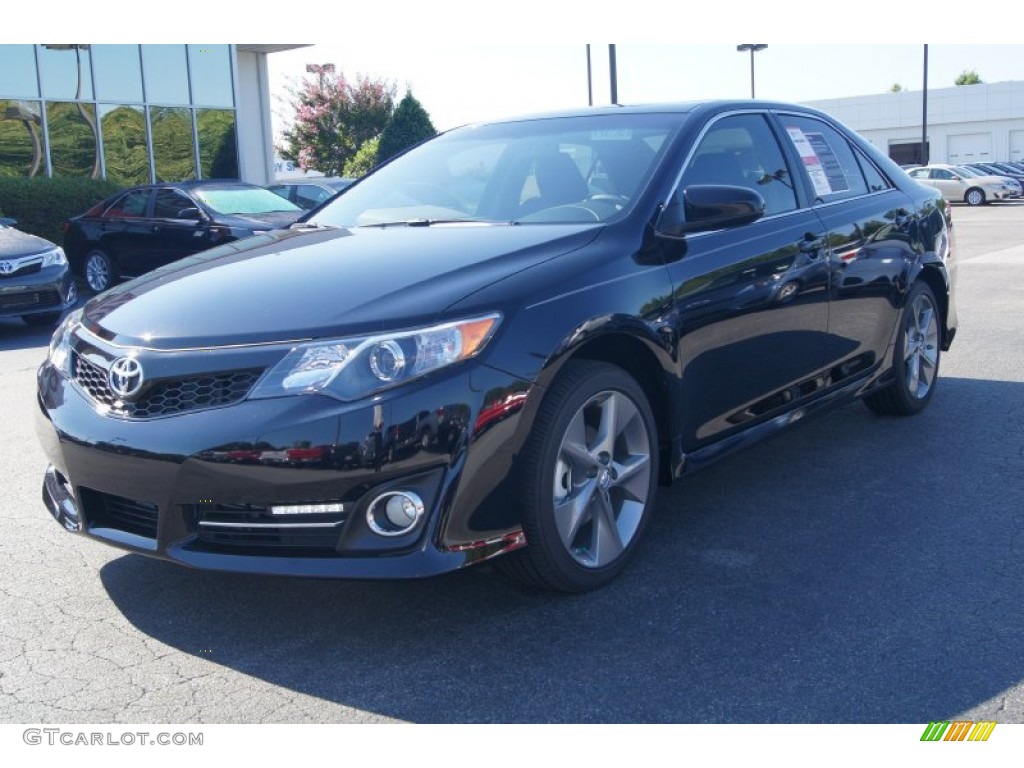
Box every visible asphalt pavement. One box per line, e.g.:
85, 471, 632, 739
1, 201, 1021, 723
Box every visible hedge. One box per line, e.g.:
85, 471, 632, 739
0, 177, 123, 246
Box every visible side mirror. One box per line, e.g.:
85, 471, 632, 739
656, 185, 766, 237
177, 207, 205, 221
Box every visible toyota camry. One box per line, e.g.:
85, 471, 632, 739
36, 101, 956, 592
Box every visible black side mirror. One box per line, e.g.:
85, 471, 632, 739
656, 184, 766, 237
177, 207, 205, 221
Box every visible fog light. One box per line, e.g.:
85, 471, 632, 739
366, 491, 424, 537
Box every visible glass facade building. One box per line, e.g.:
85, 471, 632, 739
0, 44, 241, 183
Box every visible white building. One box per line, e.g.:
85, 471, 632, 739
805, 80, 1024, 167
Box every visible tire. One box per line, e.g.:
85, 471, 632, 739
964, 188, 985, 206
865, 281, 941, 416
500, 361, 659, 592
84, 249, 115, 293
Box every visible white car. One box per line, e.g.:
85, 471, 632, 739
906, 164, 1017, 206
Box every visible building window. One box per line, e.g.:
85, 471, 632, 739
0, 100, 45, 177
38, 45, 94, 101
197, 109, 238, 179
100, 104, 149, 185
188, 45, 234, 108
0, 45, 40, 99
46, 101, 100, 178
151, 106, 196, 181
93, 45, 144, 103
1, 45, 238, 183
141, 45, 190, 106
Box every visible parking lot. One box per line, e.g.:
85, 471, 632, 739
1, 201, 1022, 724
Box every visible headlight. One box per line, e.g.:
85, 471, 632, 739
48, 308, 81, 376
41, 247, 67, 269
250, 313, 500, 401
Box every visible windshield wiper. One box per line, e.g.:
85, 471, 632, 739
289, 221, 338, 230
356, 218, 512, 229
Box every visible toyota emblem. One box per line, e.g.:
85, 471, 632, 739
108, 356, 145, 399
0, 261, 13, 275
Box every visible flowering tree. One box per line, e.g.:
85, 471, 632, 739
278, 66, 395, 177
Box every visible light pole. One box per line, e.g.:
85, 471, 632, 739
736, 44, 767, 99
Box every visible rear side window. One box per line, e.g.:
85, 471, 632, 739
678, 113, 798, 216
780, 115, 870, 202
103, 189, 150, 218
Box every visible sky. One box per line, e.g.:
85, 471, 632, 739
4, 1, 1022, 141
267, 43, 1024, 136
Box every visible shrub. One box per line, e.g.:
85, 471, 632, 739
0, 177, 122, 245
342, 136, 381, 178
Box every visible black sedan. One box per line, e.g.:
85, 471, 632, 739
0, 217, 77, 326
62, 180, 303, 294
36, 101, 957, 592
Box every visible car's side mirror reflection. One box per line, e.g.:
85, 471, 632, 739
656, 184, 766, 237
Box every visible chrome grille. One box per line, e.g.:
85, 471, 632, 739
0, 261, 42, 279
73, 354, 262, 419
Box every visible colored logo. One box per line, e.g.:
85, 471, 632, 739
920, 721, 996, 742
0, 260, 13, 274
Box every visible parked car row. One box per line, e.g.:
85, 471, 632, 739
906, 163, 1022, 205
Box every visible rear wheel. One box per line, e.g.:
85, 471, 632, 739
84, 249, 115, 293
964, 187, 985, 206
865, 281, 941, 416
501, 361, 658, 592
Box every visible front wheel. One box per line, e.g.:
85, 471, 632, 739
501, 361, 658, 592
964, 188, 986, 206
865, 281, 941, 416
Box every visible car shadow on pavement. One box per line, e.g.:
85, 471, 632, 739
100, 375, 1024, 723
0, 318, 61, 352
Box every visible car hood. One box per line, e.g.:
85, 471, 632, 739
0, 227, 56, 259
82, 223, 602, 349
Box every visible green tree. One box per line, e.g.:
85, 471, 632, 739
955, 69, 982, 86
376, 91, 437, 165
278, 66, 395, 177
889, 83, 903, 93
342, 136, 380, 178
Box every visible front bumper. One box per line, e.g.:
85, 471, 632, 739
36, 355, 532, 578
0, 265, 76, 319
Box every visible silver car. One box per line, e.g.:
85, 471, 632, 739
907, 164, 1017, 206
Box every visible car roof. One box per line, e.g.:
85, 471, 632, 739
460, 99, 839, 127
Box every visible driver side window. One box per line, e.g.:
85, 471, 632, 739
678, 113, 797, 217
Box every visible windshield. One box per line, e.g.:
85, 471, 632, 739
954, 166, 984, 178
193, 187, 301, 215
309, 113, 678, 227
